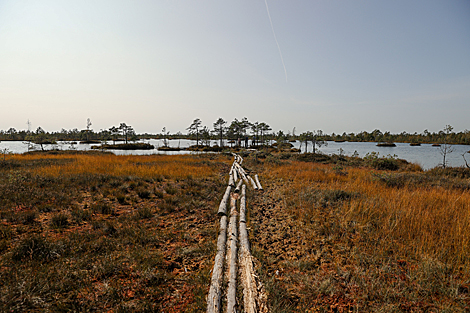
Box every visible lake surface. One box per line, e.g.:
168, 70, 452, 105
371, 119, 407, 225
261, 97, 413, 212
1, 139, 469, 170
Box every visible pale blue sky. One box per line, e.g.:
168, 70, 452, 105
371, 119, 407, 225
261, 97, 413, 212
1, 0, 469, 134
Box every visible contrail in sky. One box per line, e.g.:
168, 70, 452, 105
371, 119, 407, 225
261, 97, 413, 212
264, 0, 287, 83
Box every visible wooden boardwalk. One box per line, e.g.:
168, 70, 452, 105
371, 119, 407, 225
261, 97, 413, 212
207, 154, 268, 313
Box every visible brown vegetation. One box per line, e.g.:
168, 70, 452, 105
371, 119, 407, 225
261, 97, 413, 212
244, 154, 470, 312
0, 152, 230, 311
1, 151, 469, 311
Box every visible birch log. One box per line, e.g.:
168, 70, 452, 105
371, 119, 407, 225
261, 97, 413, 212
233, 168, 238, 183
228, 171, 235, 187
239, 249, 270, 313
238, 184, 256, 312
217, 185, 231, 216
239, 184, 247, 224
254, 174, 263, 190
226, 197, 238, 313
234, 164, 249, 184
206, 215, 228, 313
247, 175, 258, 190
238, 184, 269, 313
234, 179, 243, 194
234, 163, 246, 176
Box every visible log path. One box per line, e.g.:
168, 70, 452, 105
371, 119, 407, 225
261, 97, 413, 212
207, 154, 269, 313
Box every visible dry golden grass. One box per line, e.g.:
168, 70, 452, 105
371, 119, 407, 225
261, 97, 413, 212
0, 152, 232, 312
244, 156, 470, 311
10, 153, 217, 179
267, 161, 470, 270
3, 151, 468, 311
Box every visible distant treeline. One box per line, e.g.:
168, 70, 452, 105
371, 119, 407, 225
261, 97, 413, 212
328, 129, 470, 145
1, 118, 469, 145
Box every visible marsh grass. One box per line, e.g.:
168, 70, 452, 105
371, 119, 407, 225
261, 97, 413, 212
0, 152, 229, 311
5, 150, 464, 311
250, 158, 470, 311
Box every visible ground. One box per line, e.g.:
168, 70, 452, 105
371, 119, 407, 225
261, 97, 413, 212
0, 151, 469, 312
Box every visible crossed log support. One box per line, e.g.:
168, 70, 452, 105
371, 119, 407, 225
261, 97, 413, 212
207, 155, 268, 313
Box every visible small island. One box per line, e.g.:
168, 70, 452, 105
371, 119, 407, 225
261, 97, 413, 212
157, 146, 184, 151
91, 143, 154, 150
79, 140, 101, 144
377, 142, 396, 147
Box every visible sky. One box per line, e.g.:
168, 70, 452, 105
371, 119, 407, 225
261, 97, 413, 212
1, 0, 469, 135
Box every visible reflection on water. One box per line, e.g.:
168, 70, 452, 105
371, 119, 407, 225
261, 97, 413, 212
0, 139, 468, 170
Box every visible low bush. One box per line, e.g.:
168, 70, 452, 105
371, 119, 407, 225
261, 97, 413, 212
137, 188, 151, 199
71, 207, 92, 223
12, 235, 61, 262
364, 152, 400, 170
116, 194, 127, 205
93, 202, 115, 215
50, 213, 69, 229
136, 206, 154, 219
165, 185, 178, 195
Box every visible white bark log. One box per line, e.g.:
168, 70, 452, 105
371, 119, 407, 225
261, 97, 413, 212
254, 174, 263, 190
226, 197, 238, 313
209, 153, 269, 313
217, 185, 231, 216
238, 249, 269, 313
234, 163, 247, 176
228, 172, 235, 187
247, 175, 258, 190
206, 215, 228, 313
233, 168, 239, 183
234, 164, 249, 184
234, 179, 243, 194
239, 184, 247, 224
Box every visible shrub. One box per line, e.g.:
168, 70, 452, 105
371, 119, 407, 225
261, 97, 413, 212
296, 153, 332, 163
50, 213, 69, 229
165, 185, 178, 195
364, 152, 400, 171
428, 167, 470, 179
11, 210, 38, 225
0, 225, 12, 239
71, 207, 92, 223
93, 202, 115, 214
12, 235, 61, 262
265, 155, 283, 165
92, 220, 117, 236
160, 201, 176, 214
136, 207, 154, 219
137, 189, 151, 199
116, 194, 127, 205
154, 189, 164, 199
